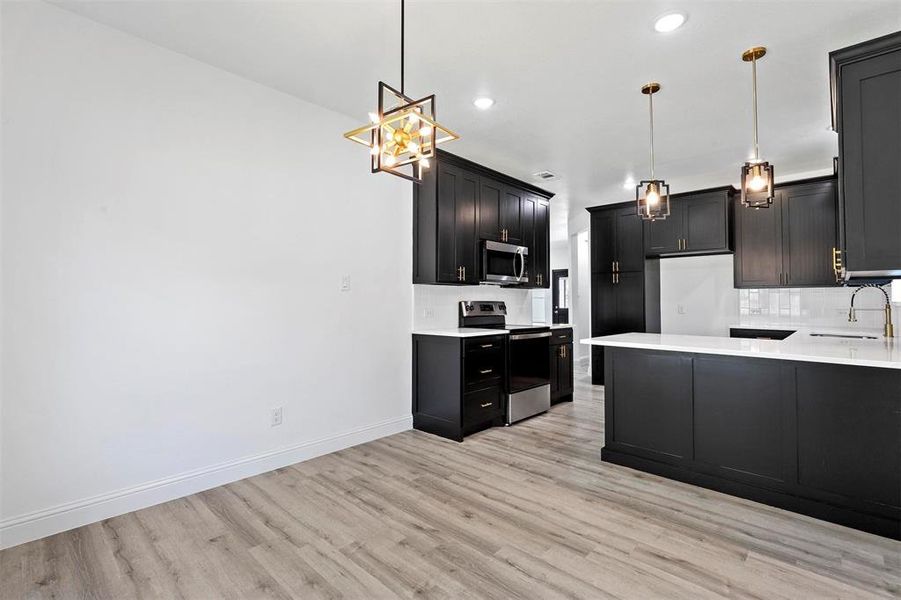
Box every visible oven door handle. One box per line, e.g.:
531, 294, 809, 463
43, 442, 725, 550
509, 331, 552, 340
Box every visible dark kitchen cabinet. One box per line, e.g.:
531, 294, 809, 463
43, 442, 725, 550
414, 151, 554, 286
549, 328, 573, 403
831, 32, 901, 280
734, 177, 839, 288
531, 200, 550, 288
587, 202, 660, 384
644, 187, 734, 257
591, 205, 644, 274
412, 334, 507, 442
477, 177, 503, 242
602, 347, 901, 539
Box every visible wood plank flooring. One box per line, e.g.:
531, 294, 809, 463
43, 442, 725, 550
2, 368, 899, 599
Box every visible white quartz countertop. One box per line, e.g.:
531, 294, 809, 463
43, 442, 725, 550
412, 328, 507, 338
412, 324, 572, 338
580, 332, 900, 370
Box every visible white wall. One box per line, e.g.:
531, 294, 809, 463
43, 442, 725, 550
660, 255, 739, 336
1, 1, 412, 548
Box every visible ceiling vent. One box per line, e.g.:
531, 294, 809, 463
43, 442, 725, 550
533, 170, 558, 181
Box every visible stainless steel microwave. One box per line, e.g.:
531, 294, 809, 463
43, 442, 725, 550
481, 240, 529, 285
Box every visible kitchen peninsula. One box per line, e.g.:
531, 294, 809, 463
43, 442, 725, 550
582, 331, 901, 539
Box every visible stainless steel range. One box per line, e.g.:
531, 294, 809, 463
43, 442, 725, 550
459, 301, 551, 424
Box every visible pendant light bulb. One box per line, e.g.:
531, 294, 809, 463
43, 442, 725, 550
635, 82, 670, 221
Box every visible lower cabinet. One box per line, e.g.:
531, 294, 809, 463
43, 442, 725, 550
603, 347, 901, 539
549, 328, 574, 403
412, 334, 506, 442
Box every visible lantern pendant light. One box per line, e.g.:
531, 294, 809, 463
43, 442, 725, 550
740, 46, 775, 208
636, 82, 670, 221
343, 0, 459, 183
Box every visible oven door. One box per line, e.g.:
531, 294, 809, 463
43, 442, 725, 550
508, 331, 551, 394
482, 241, 529, 284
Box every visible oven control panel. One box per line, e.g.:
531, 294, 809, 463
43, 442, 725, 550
460, 301, 507, 317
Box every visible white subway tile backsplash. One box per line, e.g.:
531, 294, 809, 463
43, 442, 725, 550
737, 286, 894, 330
413, 284, 535, 330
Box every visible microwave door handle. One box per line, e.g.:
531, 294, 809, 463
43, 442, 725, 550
512, 249, 520, 280
518, 247, 526, 281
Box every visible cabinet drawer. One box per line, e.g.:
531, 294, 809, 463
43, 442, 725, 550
464, 386, 503, 427
550, 328, 573, 344
464, 336, 505, 354
464, 351, 503, 389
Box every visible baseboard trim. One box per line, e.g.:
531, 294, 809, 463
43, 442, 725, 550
0, 415, 412, 549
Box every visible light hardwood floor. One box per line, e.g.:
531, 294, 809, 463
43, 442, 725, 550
2, 367, 899, 599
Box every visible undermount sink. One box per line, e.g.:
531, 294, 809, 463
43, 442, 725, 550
809, 332, 880, 340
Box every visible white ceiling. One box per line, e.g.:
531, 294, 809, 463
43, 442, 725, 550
52, 0, 901, 240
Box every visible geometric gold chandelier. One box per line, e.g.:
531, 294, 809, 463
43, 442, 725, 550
343, 0, 459, 183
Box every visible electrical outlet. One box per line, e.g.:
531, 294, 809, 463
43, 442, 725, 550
270, 407, 283, 427
677, 304, 687, 315
340, 275, 351, 292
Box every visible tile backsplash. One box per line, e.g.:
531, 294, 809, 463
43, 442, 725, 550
413, 284, 535, 330
738, 286, 895, 330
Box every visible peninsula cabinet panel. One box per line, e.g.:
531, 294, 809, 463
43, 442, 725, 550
832, 33, 901, 277
600, 346, 901, 538
693, 357, 791, 486
607, 349, 692, 462
796, 364, 901, 510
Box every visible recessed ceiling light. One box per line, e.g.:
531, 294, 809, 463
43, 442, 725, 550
654, 12, 686, 33
473, 97, 495, 110
623, 177, 636, 190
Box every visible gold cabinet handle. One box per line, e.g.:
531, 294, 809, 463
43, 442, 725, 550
480, 402, 493, 408
611, 272, 616, 284
480, 344, 494, 349
479, 369, 493, 374
457, 266, 462, 281
611, 260, 615, 273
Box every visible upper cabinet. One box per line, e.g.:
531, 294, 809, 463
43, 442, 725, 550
734, 177, 839, 288
831, 32, 901, 280
644, 187, 734, 257
592, 205, 645, 274
413, 151, 554, 287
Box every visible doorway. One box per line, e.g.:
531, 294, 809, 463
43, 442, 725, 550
552, 269, 570, 324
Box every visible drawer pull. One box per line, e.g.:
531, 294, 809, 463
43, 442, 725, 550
480, 344, 494, 349
479, 369, 493, 375
558, 334, 567, 339
480, 402, 493, 408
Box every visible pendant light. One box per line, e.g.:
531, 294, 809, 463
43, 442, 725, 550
343, 0, 459, 183
740, 46, 774, 208
636, 82, 670, 221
